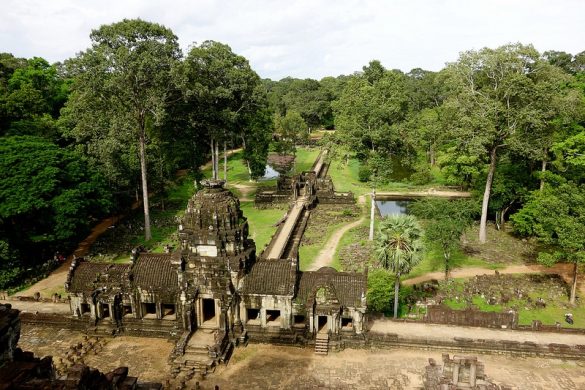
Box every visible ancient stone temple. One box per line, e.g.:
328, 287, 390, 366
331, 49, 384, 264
66, 179, 367, 371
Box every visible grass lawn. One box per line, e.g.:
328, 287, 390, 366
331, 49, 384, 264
240, 201, 285, 252
293, 147, 321, 173
405, 248, 504, 281
328, 158, 436, 196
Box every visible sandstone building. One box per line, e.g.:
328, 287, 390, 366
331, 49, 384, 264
65, 179, 367, 369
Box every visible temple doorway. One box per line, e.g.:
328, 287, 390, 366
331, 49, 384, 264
317, 315, 328, 333
202, 298, 216, 326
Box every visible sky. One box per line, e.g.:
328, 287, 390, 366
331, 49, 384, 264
1, 0, 584, 80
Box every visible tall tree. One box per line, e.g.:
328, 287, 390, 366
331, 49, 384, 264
443, 44, 573, 243
512, 179, 585, 304
374, 215, 424, 318
64, 19, 181, 240
410, 199, 475, 279
181, 40, 264, 180
0, 136, 111, 266
274, 110, 307, 156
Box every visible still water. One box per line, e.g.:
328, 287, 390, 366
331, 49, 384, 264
259, 165, 280, 181
375, 199, 411, 217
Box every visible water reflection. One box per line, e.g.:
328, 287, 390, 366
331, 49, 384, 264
259, 165, 280, 181
375, 200, 411, 217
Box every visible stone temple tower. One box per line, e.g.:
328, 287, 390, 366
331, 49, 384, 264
174, 179, 256, 332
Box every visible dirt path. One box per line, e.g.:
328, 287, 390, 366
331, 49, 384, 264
230, 183, 256, 202
14, 213, 130, 298
370, 317, 585, 346
308, 216, 365, 271
403, 263, 584, 293
376, 189, 471, 198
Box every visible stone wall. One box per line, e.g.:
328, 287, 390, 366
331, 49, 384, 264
0, 304, 20, 364
425, 305, 517, 329
363, 331, 585, 359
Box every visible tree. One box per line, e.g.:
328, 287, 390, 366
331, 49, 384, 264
0, 136, 112, 266
366, 268, 395, 313
64, 19, 181, 240
443, 44, 573, 243
181, 40, 265, 180
374, 215, 424, 318
511, 179, 585, 304
1, 57, 67, 138
274, 110, 307, 156
241, 106, 273, 180
410, 199, 476, 279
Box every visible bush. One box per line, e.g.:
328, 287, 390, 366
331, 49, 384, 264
358, 164, 372, 182
367, 269, 395, 313
410, 167, 433, 185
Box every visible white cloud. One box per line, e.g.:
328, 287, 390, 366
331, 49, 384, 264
1, 0, 583, 79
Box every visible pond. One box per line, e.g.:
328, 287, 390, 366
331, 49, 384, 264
259, 165, 280, 181
375, 199, 412, 217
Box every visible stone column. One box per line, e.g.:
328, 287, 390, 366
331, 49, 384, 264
469, 362, 477, 387
452, 362, 460, 385
261, 309, 267, 328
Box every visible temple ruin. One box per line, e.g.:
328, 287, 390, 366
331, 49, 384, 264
65, 157, 367, 374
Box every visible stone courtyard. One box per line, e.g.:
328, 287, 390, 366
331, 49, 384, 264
17, 323, 585, 389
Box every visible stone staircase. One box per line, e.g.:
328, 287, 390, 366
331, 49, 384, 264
171, 329, 216, 376
315, 333, 329, 355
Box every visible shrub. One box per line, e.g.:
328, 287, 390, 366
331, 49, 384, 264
358, 164, 372, 182
367, 269, 395, 313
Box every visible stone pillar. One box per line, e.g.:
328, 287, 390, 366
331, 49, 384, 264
469, 362, 477, 387
261, 309, 267, 328
156, 302, 162, 320
452, 362, 460, 384
234, 298, 242, 332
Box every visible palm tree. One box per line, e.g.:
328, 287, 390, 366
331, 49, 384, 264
375, 215, 424, 318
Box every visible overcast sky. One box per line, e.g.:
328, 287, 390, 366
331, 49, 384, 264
1, 0, 583, 80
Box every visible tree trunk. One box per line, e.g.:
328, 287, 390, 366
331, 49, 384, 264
210, 138, 216, 179
444, 251, 450, 281
429, 145, 436, 167
241, 135, 253, 181
214, 140, 220, 181
369, 190, 376, 241
479, 147, 498, 243
540, 158, 547, 191
570, 262, 578, 305
223, 141, 227, 182
139, 133, 152, 241
393, 271, 401, 319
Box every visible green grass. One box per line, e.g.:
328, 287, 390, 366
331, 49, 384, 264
201, 150, 253, 185
298, 220, 347, 270
294, 148, 321, 173
240, 202, 285, 251
328, 158, 443, 196
332, 217, 370, 271
405, 248, 504, 281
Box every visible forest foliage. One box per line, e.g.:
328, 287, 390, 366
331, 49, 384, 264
0, 18, 584, 291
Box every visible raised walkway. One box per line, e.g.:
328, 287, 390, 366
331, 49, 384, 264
264, 195, 308, 259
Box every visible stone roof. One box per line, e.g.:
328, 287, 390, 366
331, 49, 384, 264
133, 253, 177, 291
67, 254, 177, 294
68, 262, 132, 293
296, 267, 366, 308
241, 260, 296, 296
